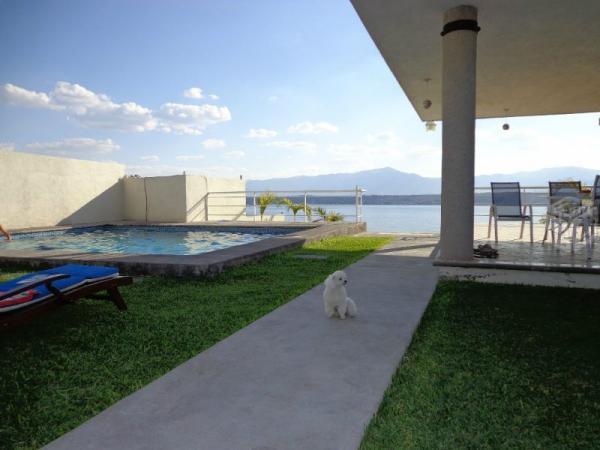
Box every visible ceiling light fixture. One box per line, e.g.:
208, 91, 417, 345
423, 78, 436, 131
502, 108, 510, 130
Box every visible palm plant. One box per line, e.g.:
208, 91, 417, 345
316, 207, 328, 221
257, 192, 278, 220
325, 211, 344, 222
304, 204, 312, 221
282, 198, 312, 222
314, 207, 344, 222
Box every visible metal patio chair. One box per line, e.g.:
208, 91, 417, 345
487, 182, 533, 243
542, 181, 582, 244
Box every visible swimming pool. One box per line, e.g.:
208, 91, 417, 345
6, 225, 301, 256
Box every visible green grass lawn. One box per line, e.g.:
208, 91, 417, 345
0, 236, 391, 450
361, 281, 600, 450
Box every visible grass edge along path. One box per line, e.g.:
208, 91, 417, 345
360, 281, 600, 450
0, 236, 392, 450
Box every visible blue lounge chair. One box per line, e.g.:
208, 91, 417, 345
0, 264, 131, 329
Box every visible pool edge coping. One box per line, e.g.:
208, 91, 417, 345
0, 222, 367, 276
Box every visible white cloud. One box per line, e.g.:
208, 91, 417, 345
0, 81, 231, 135
225, 150, 245, 159
287, 121, 338, 134
183, 87, 203, 99
202, 138, 226, 149
0, 142, 15, 151
157, 103, 231, 135
0, 83, 62, 110
51, 82, 156, 132
246, 128, 278, 139
268, 95, 279, 103
23, 138, 120, 156
0, 81, 155, 132
140, 155, 160, 161
175, 154, 204, 161
264, 140, 317, 152
208, 94, 219, 100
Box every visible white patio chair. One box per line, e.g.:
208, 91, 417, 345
550, 201, 594, 259
591, 175, 600, 240
542, 181, 582, 245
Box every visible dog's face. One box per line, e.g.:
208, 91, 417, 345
327, 270, 348, 288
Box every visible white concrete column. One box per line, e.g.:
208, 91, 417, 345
439, 5, 480, 261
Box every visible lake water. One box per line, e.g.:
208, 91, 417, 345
252, 205, 547, 233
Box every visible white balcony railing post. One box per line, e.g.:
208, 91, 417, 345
304, 192, 308, 223
359, 188, 364, 222
205, 192, 209, 221
355, 185, 359, 223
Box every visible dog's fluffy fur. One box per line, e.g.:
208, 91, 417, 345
323, 270, 357, 319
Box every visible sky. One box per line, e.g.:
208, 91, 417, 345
0, 0, 598, 180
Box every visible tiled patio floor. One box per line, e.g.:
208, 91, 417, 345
473, 223, 600, 273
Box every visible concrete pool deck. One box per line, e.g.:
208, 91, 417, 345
0, 221, 365, 276
44, 237, 439, 450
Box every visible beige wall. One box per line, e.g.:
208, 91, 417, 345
1, 151, 246, 228
185, 175, 209, 222
124, 174, 245, 223
203, 177, 246, 221
123, 176, 188, 222
0, 151, 124, 229
122, 177, 147, 222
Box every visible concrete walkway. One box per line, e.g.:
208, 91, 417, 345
46, 237, 439, 450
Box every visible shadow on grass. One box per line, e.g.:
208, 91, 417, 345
0, 235, 392, 450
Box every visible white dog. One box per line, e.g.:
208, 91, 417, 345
323, 270, 357, 319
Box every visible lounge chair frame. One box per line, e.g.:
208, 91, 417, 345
1, 273, 131, 329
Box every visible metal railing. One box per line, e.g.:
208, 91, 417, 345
473, 185, 578, 221
205, 187, 365, 223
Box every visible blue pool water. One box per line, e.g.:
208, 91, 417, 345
5, 226, 296, 256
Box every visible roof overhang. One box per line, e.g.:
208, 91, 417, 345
350, 0, 600, 121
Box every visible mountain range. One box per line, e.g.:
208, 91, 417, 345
247, 167, 600, 195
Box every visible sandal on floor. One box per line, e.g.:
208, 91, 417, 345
474, 244, 498, 258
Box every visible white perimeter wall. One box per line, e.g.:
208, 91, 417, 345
123, 176, 188, 223
190, 176, 246, 221
124, 175, 245, 223
0, 151, 124, 229
0, 151, 245, 228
